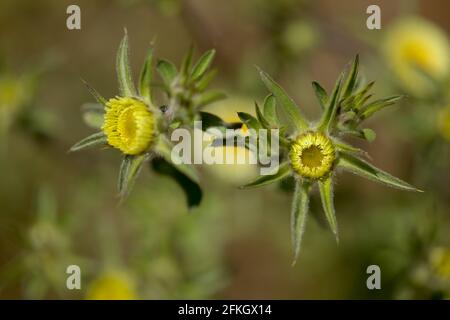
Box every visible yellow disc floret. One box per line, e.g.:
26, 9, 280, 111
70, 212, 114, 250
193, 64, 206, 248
289, 131, 335, 179
102, 97, 155, 155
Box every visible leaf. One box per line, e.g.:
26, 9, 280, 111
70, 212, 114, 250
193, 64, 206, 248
116, 31, 137, 97
190, 49, 216, 81
156, 59, 178, 88
195, 69, 217, 92
291, 180, 311, 265
263, 94, 278, 125
241, 162, 291, 189
237, 112, 261, 130
69, 132, 106, 152
259, 69, 309, 131
151, 157, 203, 209
255, 102, 271, 129
118, 154, 148, 198
342, 54, 359, 99
180, 45, 194, 78
337, 153, 422, 192
318, 73, 344, 132
81, 103, 104, 129
312, 81, 328, 110
154, 135, 200, 183
139, 47, 154, 103
360, 95, 403, 119
334, 140, 370, 159
193, 90, 226, 108
81, 79, 107, 106
318, 176, 338, 242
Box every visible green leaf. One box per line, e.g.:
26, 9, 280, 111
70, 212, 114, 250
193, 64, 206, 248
237, 112, 261, 130
190, 49, 215, 81
337, 153, 422, 192
156, 59, 178, 88
291, 180, 311, 265
180, 45, 194, 78
318, 176, 338, 242
360, 95, 403, 119
193, 90, 226, 108
139, 47, 154, 103
312, 81, 328, 110
259, 69, 309, 131
69, 132, 106, 152
195, 69, 217, 92
151, 157, 203, 209
81, 79, 107, 106
334, 140, 370, 159
255, 102, 271, 129
263, 94, 278, 125
116, 31, 137, 97
318, 73, 344, 132
241, 162, 291, 189
118, 154, 148, 198
342, 54, 359, 99
154, 135, 200, 184
81, 103, 104, 129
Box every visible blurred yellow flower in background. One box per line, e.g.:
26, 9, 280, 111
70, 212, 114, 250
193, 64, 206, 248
437, 108, 450, 141
430, 247, 450, 281
202, 97, 259, 185
86, 270, 137, 300
383, 16, 450, 96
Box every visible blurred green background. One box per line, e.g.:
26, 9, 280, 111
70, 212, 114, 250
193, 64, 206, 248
1, 0, 450, 299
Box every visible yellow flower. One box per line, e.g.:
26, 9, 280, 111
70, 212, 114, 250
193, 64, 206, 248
430, 247, 450, 281
437, 108, 450, 141
102, 97, 156, 155
383, 16, 450, 95
289, 131, 335, 179
86, 270, 137, 300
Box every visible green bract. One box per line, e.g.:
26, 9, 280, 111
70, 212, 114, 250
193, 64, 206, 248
242, 55, 422, 264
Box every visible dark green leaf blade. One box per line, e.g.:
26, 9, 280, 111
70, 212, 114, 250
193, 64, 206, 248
151, 157, 203, 209
337, 153, 422, 192
237, 112, 261, 130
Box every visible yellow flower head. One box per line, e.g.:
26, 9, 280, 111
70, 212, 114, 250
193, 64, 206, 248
102, 97, 156, 155
289, 131, 335, 179
383, 16, 450, 95
430, 247, 450, 280
86, 270, 137, 300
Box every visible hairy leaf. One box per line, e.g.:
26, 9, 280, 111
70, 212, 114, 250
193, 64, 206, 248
70, 132, 106, 152
337, 153, 422, 192
241, 162, 291, 189
318, 176, 338, 242
291, 180, 311, 265
116, 31, 137, 97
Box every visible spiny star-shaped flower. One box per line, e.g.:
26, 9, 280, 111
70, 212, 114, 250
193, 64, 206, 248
241, 55, 422, 264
